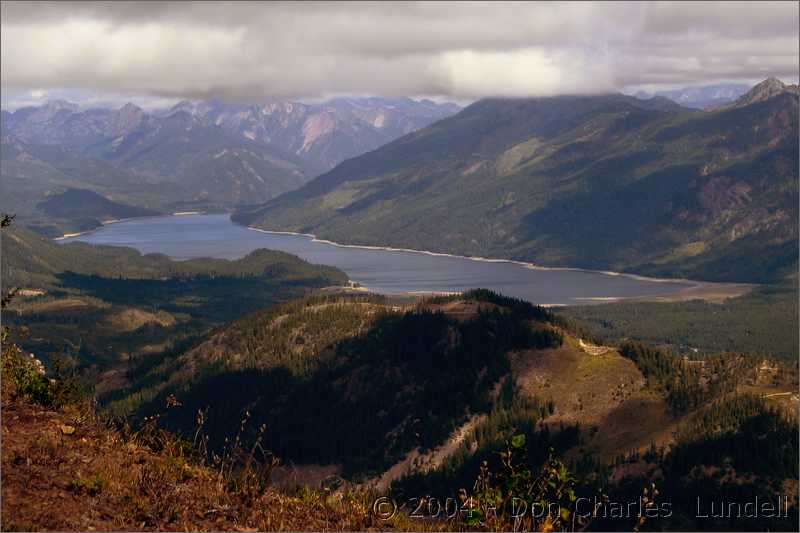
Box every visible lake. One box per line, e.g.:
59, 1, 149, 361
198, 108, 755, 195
61, 214, 696, 305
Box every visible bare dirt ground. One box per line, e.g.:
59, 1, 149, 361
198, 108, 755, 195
578, 339, 613, 356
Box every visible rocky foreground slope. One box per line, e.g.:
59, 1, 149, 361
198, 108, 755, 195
1, 387, 383, 531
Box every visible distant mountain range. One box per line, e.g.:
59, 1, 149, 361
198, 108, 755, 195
235, 78, 799, 283
1, 96, 460, 232
159, 97, 461, 175
1, 97, 459, 178
634, 82, 752, 109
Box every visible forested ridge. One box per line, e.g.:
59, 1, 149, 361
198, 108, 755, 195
84, 285, 798, 531
106, 291, 566, 476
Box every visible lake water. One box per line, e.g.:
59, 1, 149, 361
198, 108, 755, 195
61, 214, 695, 305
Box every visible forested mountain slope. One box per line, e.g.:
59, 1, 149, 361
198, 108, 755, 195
103, 291, 566, 476
0, 134, 175, 236
236, 79, 799, 283
36, 188, 160, 226
99, 289, 798, 530
1, 108, 306, 214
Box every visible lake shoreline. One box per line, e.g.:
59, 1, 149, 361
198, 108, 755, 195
243, 223, 756, 303
54, 212, 210, 241
57, 213, 756, 305
53, 216, 142, 241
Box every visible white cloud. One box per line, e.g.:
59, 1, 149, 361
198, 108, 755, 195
1, 1, 797, 102
434, 48, 617, 98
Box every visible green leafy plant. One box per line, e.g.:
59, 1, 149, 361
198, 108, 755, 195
1, 331, 85, 409
464, 435, 580, 531
68, 474, 104, 496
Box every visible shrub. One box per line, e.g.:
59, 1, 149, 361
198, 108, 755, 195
1, 326, 84, 408
463, 435, 579, 531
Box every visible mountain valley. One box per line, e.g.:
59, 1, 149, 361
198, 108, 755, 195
1, 96, 460, 235
1, 75, 798, 532
236, 79, 799, 284
3, 2, 800, 531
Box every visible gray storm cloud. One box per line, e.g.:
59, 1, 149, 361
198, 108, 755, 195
1, 1, 798, 101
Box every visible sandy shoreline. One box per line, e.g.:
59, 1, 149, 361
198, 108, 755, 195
53, 217, 136, 241
54, 212, 207, 241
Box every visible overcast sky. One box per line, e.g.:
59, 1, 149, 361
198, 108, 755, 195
1, 1, 798, 109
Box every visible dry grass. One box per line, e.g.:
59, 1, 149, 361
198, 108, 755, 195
12, 297, 106, 313
511, 335, 679, 460
1, 387, 467, 531
104, 308, 176, 333
512, 337, 645, 428
0, 394, 379, 531
513, 333, 799, 466
421, 299, 503, 322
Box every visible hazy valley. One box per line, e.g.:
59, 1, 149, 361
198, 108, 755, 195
1, 96, 459, 237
